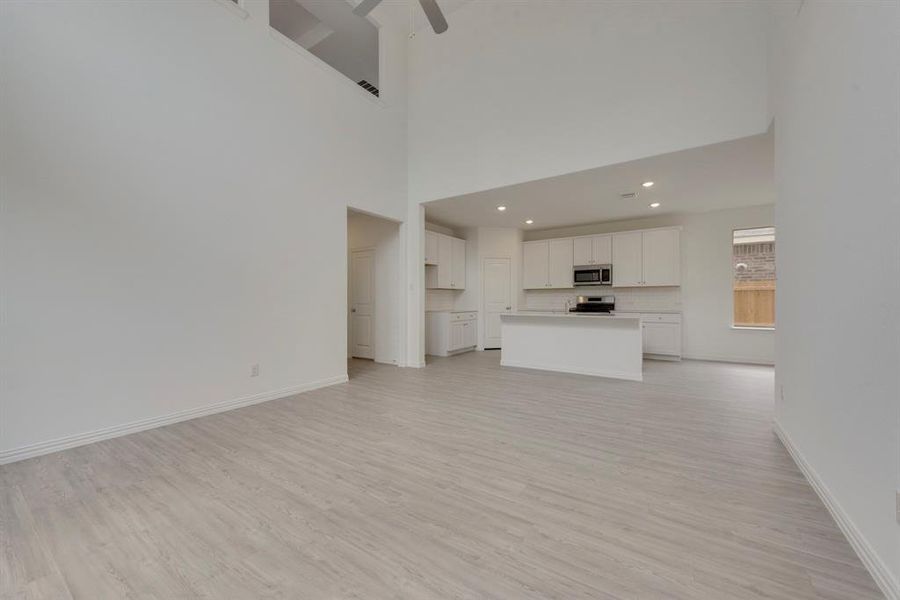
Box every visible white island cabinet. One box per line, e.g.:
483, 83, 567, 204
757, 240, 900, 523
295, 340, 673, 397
500, 313, 643, 381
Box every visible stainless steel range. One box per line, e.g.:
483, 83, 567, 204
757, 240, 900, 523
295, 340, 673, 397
569, 295, 615, 313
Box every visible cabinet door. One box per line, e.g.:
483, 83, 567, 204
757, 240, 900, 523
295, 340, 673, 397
612, 232, 643, 287
462, 320, 477, 348
642, 322, 681, 355
592, 235, 612, 265
548, 239, 574, 288
449, 321, 466, 351
522, 241, 549, 289
451, 237, 466, 289
424, 231, 439, 265
642, 229, 680, 286
573, 237, 593, 266
437, 234, 452, 289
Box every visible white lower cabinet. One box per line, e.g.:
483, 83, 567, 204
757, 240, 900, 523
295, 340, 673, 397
426, 311, 477, 356
618, 313, 682, 359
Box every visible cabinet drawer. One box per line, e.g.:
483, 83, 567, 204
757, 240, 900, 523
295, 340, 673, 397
640, 313, 681, 324
452, 312, 477, 321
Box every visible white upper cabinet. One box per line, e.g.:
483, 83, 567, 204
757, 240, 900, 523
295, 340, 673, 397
437, 234, 452, 288
425, 232, 467, 289
424, 230, 439, 265
522, 227, 680, 290
451, 237, 466, 289
573, 237, 593, 266
612, 231, 643, 287
641, 228, 680, 286
592, 235, 612, 265
548, 239, 574, 288
522, 241, 550, 289
612, 228, 681, 287
523, 239, 574, 289
573, 235, 612, 266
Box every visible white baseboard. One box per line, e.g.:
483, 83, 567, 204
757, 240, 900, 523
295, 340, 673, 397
500, 360, 642, 382
683, 353, 775, 366
774, 421, 899, 600
0, 374, 349, 465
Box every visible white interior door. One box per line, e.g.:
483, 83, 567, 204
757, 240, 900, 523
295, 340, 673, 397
350, 249, 374, 359
483, 258, 511, 349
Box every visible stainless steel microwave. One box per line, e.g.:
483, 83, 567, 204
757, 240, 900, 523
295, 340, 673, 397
573, 264, 612, 286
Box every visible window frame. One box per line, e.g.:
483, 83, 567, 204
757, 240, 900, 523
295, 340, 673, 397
731, 226, 776, 331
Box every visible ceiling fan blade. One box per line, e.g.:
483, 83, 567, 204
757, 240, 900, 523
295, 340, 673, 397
353, 0, 383, 17
418, 0, 448, 33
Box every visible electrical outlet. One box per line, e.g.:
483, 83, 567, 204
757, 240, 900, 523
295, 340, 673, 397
250, 363, 260, 377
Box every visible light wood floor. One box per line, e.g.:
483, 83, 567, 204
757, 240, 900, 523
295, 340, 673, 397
1, 352, 883, 599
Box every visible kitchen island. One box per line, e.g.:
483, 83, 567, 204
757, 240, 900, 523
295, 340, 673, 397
500, 312, 643, 381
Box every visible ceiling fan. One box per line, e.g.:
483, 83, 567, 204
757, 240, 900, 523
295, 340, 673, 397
353, 0, 449, 34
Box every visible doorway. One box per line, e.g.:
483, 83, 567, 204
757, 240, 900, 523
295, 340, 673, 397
350, 249, 375, 359
347, 209, 402, 369
482, 257, 511, 349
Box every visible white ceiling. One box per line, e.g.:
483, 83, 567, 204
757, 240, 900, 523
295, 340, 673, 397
424, 131, 774, 230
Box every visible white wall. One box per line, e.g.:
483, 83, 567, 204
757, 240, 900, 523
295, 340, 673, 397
347, 211, 401, 365
770, 1, 900, 595
525, 205, 776, 365
0, 0, 409, 459
407, 0, 769, 203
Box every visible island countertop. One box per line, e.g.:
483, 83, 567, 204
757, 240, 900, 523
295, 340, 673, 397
501, 312, 641, 320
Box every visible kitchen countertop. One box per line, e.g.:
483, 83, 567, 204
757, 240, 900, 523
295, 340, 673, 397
502, 312, 640, 320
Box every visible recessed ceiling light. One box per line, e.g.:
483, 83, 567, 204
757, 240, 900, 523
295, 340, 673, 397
649, 202, 661, 208
497, 206, 507, 211
643, 181, 654, 188
525, 219, 534, 225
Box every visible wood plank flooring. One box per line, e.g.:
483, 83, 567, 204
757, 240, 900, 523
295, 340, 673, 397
0, 352, 883, 599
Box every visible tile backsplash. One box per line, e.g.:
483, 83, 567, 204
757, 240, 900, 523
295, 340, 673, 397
524, 287, 681, 312
425, 289, 457, 312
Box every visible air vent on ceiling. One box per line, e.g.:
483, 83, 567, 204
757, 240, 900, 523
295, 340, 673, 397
620, 192, 637, 199
357, 80, 379, 97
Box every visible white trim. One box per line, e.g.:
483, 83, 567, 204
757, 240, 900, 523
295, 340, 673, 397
500, 360, 642, 382
682, 354, 775, 366
731, 325, 775, 331
212, 0, 249, 20
527, 224, 682, 243
774, 421, 900, 600
0, 374, 348, 465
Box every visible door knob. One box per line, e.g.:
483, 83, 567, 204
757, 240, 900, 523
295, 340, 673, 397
505, 306, 511, 310
351, 308, 356, 312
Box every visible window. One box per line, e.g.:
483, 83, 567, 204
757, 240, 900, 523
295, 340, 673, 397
733, 227, 775, 328
269, 0, 380, 96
